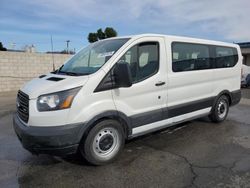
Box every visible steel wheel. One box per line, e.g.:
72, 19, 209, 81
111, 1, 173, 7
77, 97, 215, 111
217, 99, 228, 119
92, 127, 120, 159
80, 119, 125, 165
209, 95, 229, 123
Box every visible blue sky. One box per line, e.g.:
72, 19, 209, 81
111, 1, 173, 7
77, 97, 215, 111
0, 0, 250, 52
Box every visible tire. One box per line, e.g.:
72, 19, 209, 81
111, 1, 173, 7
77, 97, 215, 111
79, 119, 125, 165
209, 95, 229, 123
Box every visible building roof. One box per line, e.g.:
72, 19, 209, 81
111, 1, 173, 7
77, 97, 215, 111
237, 42, 250, 48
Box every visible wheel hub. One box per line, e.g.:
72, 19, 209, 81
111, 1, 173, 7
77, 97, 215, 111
99, 135, 114, 151
219, 105, 225, 114
218, 100, 227, 119
92, 127, 119, 158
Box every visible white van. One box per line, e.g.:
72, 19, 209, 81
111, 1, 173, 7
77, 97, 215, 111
14, 34, 242, 165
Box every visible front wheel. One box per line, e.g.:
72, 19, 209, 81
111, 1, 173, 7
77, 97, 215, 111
209, 95, 229, 123
79, 119, 125, 165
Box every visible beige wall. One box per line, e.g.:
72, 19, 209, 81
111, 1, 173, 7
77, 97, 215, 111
0, 51, 72, 92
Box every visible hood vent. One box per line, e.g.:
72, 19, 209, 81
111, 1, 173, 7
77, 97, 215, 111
46, 77, 65, 81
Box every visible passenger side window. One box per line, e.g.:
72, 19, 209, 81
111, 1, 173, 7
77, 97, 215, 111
215, 47, 238, 68
172, 42, 210, 72
118, 42, 159, 82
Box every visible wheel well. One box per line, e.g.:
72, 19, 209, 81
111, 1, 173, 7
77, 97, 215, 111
223, 93, 232, 105
94, 116, 129, 138
81, 116, 130, 145
212, 91, 232, 110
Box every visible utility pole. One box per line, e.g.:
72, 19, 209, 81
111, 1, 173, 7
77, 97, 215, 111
51, 36, 55, 71
10, 42, 16, 50
66, 40, 70, 54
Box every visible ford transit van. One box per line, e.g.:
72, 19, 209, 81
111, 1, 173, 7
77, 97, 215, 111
13, 34, 242, 165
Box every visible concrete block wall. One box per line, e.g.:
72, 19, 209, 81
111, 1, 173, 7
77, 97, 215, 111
0, 51, 72, 92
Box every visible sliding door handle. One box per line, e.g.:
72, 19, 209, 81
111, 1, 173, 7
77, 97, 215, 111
155, 81, 166, 86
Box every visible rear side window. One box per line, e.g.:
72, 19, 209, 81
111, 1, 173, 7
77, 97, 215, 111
172, 42, 210, 72
172, 42, 239, 72
215, 47, 238, 68
118, 42, 159, 82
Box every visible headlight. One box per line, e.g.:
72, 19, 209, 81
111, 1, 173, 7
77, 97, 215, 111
37, 87, 81, 111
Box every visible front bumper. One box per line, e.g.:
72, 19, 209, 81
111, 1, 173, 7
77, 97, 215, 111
13, 113, 85, 156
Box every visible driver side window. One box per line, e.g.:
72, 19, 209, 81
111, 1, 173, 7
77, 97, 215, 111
118, 42, 159, 83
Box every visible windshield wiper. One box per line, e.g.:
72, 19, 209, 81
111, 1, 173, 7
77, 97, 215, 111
64, 72, 79, 76
57, 65, 64, 73
60, 71, 79, 76
57, 70, 89, 76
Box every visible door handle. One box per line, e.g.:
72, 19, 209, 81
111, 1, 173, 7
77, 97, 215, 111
155, 81, 166, 86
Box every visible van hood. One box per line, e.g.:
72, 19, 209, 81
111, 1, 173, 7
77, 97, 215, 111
21, 73, 89, 99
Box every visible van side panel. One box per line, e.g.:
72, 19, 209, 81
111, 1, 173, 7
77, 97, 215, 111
111, 37, 168, 124
212, 46, 242, 97
166, 38, 213, 108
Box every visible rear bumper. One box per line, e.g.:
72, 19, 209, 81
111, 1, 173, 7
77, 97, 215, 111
231, 90, 241, 106
13, 113, 85, 156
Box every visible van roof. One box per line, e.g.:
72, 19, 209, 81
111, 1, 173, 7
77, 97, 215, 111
110, 33, 239, 48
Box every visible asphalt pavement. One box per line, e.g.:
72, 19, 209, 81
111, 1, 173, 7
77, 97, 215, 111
0, 91, 250, 188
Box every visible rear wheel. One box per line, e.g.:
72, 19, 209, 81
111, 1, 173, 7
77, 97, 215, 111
79, 119, 125, 165
209, 95, 229, 123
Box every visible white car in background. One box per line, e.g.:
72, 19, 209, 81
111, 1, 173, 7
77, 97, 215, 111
241, 64, 250, 87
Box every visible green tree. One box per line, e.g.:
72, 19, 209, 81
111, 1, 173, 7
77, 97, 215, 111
0, 42, 7, 51
97, 28, 106, 40
104, 27, 117, 38
88, 33, 98, 43
87, 27, 118, 43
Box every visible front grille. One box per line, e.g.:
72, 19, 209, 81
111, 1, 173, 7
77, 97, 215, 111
17, 90, 29, 123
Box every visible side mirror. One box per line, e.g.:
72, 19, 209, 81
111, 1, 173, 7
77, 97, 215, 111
113, 63, 132, 88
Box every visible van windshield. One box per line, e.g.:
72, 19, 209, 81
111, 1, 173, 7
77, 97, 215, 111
57, 38, 129, 76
